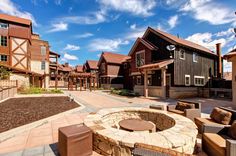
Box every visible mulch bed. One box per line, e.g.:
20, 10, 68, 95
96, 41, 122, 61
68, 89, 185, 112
0, 96, 79, 133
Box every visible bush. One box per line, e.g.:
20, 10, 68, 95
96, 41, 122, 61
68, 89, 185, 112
50, 89, 63, 93
110, 88, 139, 97
18, 87, 63, 94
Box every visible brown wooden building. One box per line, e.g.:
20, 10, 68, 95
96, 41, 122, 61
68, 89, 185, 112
0, 13, 53, 88
128, 27, 221, 99
98, 52, 130, 89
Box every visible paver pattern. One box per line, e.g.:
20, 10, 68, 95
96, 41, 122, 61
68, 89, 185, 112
0, 90, 234, 155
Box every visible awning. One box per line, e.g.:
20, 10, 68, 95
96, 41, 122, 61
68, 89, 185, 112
0, 64, 43, 77
138, 59, 174, 71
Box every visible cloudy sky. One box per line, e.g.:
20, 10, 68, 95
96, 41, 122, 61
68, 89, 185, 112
0, 0, 235, 70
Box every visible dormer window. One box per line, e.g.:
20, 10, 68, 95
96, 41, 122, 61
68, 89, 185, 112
179, 49, 185, 60
136, 50, 145, 67
193, 53, 198, 62
0, 23, 8, 29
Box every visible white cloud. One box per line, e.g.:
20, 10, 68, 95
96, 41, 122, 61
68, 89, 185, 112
61, 53, 78, 61
75, 33, 94, 38
180, 0, 235, 25
130, 24, 136, 30
126, 27, 146, 40
88, 38, 129, 51
48, 22, 68, 33
168, 15, 179, 29
215, 28, 234, 37
186, 32, 227, 51
98, 0, 157, 17
64, 44, 80, 51
55, 0, 62, 5
0, 0, 37, 26
62, 10, 106, 25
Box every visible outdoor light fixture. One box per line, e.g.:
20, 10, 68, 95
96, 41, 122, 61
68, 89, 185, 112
166, 45, 176, 58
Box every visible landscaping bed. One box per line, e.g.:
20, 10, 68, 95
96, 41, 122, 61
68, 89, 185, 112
0, 96, 79, 133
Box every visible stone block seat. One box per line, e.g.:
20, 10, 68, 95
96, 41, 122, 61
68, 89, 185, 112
167, 100, 201, 121
202, 121, 236, 156
195, 107, 236, 134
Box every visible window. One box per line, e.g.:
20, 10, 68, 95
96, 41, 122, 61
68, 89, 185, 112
101, 63, 105, 73
41, 61, 46, 70
0, 23, 8, 29
136, 50, 145, 67
41, 46, 46, 56
185, 75, 190, 86
1, 36, 7, 46
0, 55, 7, 61
194, 76, 205, 86
193, 53, 198, 62
137, 76, 142, 85
179, 49, 185, 60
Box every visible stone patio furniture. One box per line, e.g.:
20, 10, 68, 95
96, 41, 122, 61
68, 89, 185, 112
167, 100, 201, 121
195, 107, 236, 134
132, 143, 194, 156
149, 104, 166, 111
202, 121, 236, 156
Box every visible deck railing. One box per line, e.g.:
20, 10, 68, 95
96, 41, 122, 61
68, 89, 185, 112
0, 80, 18, 102
0, 80, 18, 87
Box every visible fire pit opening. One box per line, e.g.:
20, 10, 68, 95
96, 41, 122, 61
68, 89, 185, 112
101, 110, 175, 132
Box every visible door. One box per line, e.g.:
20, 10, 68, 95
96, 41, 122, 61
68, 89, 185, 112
166, 74, 171, 98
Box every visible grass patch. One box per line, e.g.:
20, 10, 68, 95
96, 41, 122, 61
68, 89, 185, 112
110, 88, 139, 97
18, 87, 63, 94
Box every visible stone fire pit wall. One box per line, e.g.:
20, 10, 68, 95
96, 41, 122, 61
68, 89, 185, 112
84, 107, 198, 156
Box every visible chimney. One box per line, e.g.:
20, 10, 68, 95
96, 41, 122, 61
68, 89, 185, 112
65, 62, 69, 67
216, 43, 222, 78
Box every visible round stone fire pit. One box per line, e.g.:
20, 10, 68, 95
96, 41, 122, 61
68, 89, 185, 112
84, 107, 198, 156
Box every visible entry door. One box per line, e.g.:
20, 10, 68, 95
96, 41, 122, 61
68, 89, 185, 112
166, 74, 171, 98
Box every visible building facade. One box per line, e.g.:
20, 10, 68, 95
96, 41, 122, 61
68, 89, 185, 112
128, 27, 220, 99
98, 52, 130, 89
0, 14, 52, 88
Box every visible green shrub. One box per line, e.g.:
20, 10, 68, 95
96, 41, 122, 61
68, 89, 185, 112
50, 89, 63, 93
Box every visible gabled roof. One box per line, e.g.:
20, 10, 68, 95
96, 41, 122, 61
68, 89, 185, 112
142, 27, 216, 56
58, 64, 73, 72
223, 49, 236, 59
138, 59, 174, 71
128, 37, 158, 56
75, 65, 83, 73
98, 52, 131, 66
86, 60, 98, 69
0, 14, 32, 26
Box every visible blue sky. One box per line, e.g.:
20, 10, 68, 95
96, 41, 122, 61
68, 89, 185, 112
0, 0, 236, 71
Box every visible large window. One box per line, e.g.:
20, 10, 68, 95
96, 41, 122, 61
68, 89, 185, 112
0, 55, 7, 61
0, 23, 8, 29
1, 36, 7, 46
179, 49, 185, 60
185, 75, 190, 86
194, 76, 205, 86
136, 50, 145, 67
41, 61, 46, 70
193, 53, 198, 62
41, 46, 46, 56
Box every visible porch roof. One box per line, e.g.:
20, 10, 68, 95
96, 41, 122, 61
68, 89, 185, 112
138, 59, 174, 71
69, 72, 96, 78
223, 49, 236, 59
0, 64, 43, 77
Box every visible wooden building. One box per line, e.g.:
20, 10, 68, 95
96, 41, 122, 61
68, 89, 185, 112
83, 60, 99, 87
224, 49, 236, 105
128, 27, 221, 99
98, 52, 131, 89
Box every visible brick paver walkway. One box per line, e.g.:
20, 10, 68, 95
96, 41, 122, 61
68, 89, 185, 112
0, 90, 234, 155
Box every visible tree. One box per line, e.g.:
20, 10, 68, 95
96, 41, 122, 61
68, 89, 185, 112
0, 66, 11, 80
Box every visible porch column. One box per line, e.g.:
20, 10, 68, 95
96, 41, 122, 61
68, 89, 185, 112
161, 67, 167, 99
144, 70, 148, 97
93, 78, 95, 91
84, 78, 87, 90
89, 77, 92, 92
79, 78, 82, 91
32, 75, 35, 87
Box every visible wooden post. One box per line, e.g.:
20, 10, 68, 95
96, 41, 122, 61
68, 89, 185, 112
32, 75, 35, 87
80, 78, 82, 91
93, 78, 95, 90
84, 78, 87, 90
89, 77, 92, 92
144, 70, 148, 98
162, 67, 167, 99
55, 55, 58, 89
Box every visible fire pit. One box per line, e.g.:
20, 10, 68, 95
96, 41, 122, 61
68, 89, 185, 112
84, 107, 198, 156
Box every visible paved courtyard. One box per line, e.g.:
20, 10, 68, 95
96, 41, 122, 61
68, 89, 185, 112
0, 90, 234, 156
